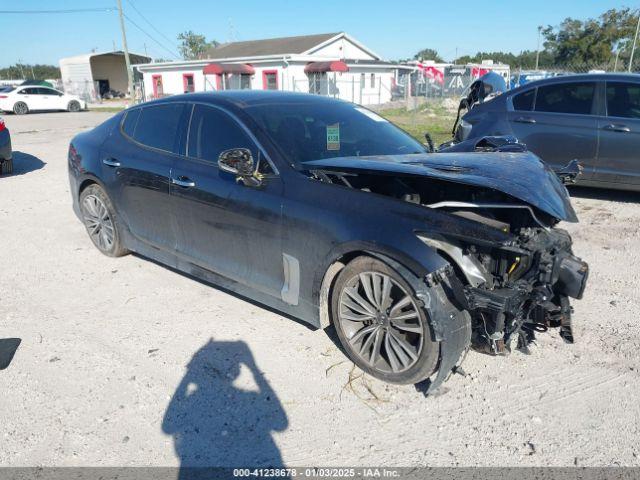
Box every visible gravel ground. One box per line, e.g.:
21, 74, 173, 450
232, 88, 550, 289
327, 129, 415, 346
1, 111, 639, 468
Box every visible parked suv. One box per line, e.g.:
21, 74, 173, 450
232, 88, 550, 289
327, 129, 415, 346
455, 73, 640, 190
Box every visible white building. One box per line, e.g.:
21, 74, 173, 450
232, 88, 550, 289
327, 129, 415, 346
59, 51, 151, 101
134, 33, 408, 105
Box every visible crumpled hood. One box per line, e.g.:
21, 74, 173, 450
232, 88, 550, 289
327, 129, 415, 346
304, 151, 578, 223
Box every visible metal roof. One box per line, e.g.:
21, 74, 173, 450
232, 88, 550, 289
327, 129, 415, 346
59, 51, 151, 65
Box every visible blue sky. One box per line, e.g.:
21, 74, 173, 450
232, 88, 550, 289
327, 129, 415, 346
0, 0, 628, 66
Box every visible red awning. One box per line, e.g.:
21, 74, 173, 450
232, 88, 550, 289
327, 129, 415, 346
203, 63, 255, 75
304, 61, 349, 73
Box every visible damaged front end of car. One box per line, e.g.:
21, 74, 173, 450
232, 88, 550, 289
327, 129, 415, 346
305, 151, 589, 359
417, 224, 588, 355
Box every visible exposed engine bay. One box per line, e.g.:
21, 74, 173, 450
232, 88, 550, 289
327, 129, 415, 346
308, 166, 589, 356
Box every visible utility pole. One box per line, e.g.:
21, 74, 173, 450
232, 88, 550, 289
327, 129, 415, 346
116, 0, 134, 98
629, 12, 640, 73
535, 26, 542, 71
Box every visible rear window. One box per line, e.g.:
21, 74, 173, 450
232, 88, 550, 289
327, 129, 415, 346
535, 82, 595, 115
512, 89, 535, 111
122, 108, 141, 137
133, 103, 185, 153
606, 82, 640, 119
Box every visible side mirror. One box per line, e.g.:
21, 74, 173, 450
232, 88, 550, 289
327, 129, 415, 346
218, 148, 262, 187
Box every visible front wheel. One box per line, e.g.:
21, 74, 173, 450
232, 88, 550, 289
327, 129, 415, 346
68, 100, 81, 112
79, 184, 129, 257
330, 256, 440, 384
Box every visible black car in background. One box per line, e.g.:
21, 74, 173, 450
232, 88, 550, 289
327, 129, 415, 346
454, 73, 640, 191
68, 92, 588, 391
0, 116, 12, 175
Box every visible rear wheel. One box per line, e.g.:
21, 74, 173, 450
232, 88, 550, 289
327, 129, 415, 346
331, 256, 440, 384
0, 159, 13, 175
13, 102, 28, 115
79, 184, 129, 257
68, 100, 81, 112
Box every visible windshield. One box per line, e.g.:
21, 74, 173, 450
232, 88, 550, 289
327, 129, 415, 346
244, 100, 426, 165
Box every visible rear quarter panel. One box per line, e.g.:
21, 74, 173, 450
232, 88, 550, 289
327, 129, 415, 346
68, 113, 123, 211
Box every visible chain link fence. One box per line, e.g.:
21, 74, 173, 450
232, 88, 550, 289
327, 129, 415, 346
402, 59, 640, 107
291, 76, 394, 106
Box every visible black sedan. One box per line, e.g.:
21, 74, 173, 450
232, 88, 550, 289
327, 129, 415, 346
0, 116, 12, 175
68, 92, 588, 390
453, 73, 640, 191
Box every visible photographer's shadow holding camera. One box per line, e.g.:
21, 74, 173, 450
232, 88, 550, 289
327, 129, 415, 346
162, 339, 288, 470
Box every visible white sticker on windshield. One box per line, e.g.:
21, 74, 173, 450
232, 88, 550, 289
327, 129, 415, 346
326, 123, 340, 150
355, 107, 388, 122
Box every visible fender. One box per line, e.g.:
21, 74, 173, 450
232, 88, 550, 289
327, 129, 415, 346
315, 240, 450, 329
367, 252, 471, 396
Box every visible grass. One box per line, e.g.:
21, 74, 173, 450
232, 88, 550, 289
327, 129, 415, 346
378, 102, 458, 147
89, 106, 127, 113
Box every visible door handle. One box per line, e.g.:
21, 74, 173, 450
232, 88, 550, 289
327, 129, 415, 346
601, 124, 630, 133
102, 158, 121, 167
514, 116, 536, 124
171, 176, 196, 188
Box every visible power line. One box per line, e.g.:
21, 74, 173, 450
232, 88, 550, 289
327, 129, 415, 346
123, 13, 180, 59
124, 0, 179, 53
0, 8, 116, 14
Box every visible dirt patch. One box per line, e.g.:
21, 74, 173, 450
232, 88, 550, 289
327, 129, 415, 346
1, 112, 639, 467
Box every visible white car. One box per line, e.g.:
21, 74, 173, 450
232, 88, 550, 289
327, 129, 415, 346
0, 86, 86, 115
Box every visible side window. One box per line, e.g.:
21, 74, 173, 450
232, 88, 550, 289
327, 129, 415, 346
606, 82, 640, 119
122, 108, 141, 137
187, 104, 257, 163
133, 103, 185, 153
535, 82, 595, 115
512, 89, 535, 111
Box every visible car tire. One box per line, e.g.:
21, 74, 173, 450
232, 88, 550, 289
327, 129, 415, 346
330, 256, 441, 384
68, 100, 81, 113
79, 184, 129, 257
13, 102, 28, 115
0, 159, 13, 175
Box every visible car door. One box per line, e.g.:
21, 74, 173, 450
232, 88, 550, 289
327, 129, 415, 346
39, 87, 65, 110
102, 103, 186, 252
171, 103, 285, 298
16, 88, 42, 110
595, 80, 640, 185
507, 81, 598, 180
35, 87, 59, 110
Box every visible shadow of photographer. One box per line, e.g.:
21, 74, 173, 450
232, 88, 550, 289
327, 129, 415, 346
163, 339, 288, 475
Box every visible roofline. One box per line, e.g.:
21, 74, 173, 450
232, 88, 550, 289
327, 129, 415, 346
60, 51, 151, 64
301, 32, 383, 61
134, 55, 401, 71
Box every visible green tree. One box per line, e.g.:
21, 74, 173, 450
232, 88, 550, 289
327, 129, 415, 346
0, 64, 61, 80
542, 7, 638, 66
414, 48, 444, 62
177, 31, 219, 60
